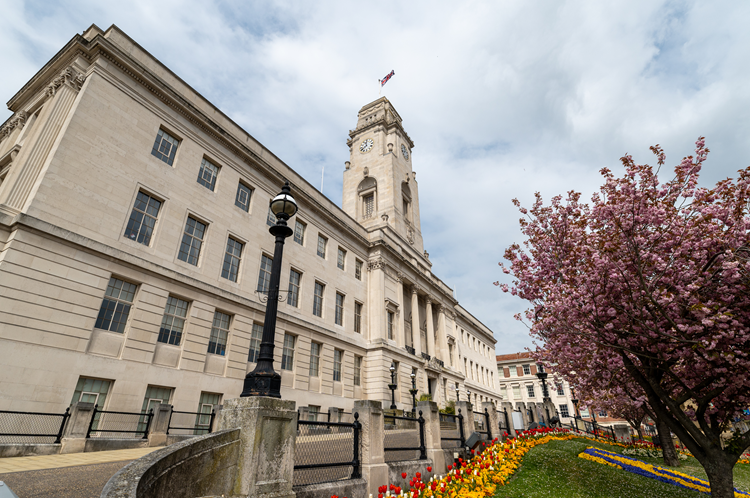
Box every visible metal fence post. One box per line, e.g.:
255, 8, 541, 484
417, 410, 426, 460
142, 409, 154, 439
485, 408, 492, 440
503, 408, 510, 434
55, 407, 70, 444
86, 404, 98, 439
209, 410, 216, 434
351, 412, 361, 479
457, 408, 465, 448
166, 408, 174, 435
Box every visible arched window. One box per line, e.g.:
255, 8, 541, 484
401, 182, 412, 222
358, 177, 377, 219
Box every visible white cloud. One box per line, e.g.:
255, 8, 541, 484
2, 0, 749, 354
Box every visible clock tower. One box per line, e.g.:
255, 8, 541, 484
342, 97, 424, 254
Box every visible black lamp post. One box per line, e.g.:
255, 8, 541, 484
409, 372, 418, 415
535, 362, 551, 422
467, 389, 471, 408
455, 386, 461, 402
571, 388, 581, 423
241, 181, 298, 398
591, 408, 599, 437
388, 363, 398, 410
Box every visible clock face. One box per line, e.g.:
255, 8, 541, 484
359, 138, 374, 153
401, 144, 409, 160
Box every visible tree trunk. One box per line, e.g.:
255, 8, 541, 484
702, 453, 736, 498
656, 417, 680, 467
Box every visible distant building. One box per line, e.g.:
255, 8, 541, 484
0, 24, 500, 417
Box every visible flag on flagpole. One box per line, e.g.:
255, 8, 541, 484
379, 70, 395, 87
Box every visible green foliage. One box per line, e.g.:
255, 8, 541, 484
418, 393, 432, 402
440, 401, 456, 415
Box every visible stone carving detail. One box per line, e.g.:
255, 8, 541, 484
46, 66, 86, 97
396, 272, 404, 283
367, 258, 385, 271
363, 167, 369, 177
0, 111, 28, 142
424, 251, 430, 260
345, 161, 351, 170
407, 226, 415, 245
381, 213, 389, 222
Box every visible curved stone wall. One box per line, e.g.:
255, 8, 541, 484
100, 429, 240, 498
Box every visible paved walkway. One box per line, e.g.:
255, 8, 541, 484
0, 448, 160, 498
0, 447, 160, 473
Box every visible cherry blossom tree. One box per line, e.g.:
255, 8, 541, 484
498, 138, 750, 497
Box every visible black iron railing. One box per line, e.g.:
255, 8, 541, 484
293, 413, 361, 486
405, 345, 416, 355
0, 408, 70, 444
498, 408, 510, 434
439, 409, 465, 449
383, 410, 426, 462
166, 409, 215, 436
421, 352, 431, 360
86, 405, 153, 439
473, 408, 492, 440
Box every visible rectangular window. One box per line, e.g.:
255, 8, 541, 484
71, 377, 112, 407
178, 217, 206, 266
197, 392, 222, 428
522, 364, 531, 375
287, 269, 301, 307
235, 182, 252, 212
281, 333, 295, 370
335, 293, 344, 326
308, 405, 320, 422
557, 383, 565, 396
221, 237, 243, 282
355, 259, 363, 280
354, 356, 362, 386
248, 323, 262, 363
364, 193, 374, 218
124, 191, 162, 245
158, 296, 189, 345
257, 255, 273, 293
95, 277, 137, 333
333, 349, 342, 382
208, 311, 231, 356
197, 158, 219, 191
512, 385, 521, 400
387, 310, 394, 340
317, 234, 327, 258
559, 404, 570, 418
403, 198, 410, 221
313, 282, 324, 317
294, 220, 306, 245
527, 385, 535, 398
151, 129, 179, 165
354, 302, 362, 334
266, 207, 276, 227
309, 342, 321, 377
508, 365, 516, 377
337, 248, 346, 270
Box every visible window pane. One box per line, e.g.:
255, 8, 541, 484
235, 183, 252, 212
95, 277, 136, 333
124, 192, 161, 246
355, 260, 362, 280
287, 269, 301, 307
313, 282, 324, 317
316, 235, 326, 258
281, 334, 295, 370
333, 349, 342, 382
294, 220, 305, 245
178, 217, 206, 266
354, 302, 362, 333
267, 207, 276, 227
364, 194, 374, 218
221, 237, 243, 282
257, 255, 273, 293
151, 129, 179, 165
335, 293, 344, 325
197, 158, 219, 191
309, 342, 320, 377
337, 248, 346, 270
248, 323, 262, 362
208, 311, 231, 356
158, 296, 190, 345
354, 356, 362, 386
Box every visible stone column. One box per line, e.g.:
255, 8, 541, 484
148, 404, 172, 447
297, 406, 309, 421
436, 305, 450, 365
60, 402, 95, 454
353, 400, 389, 498
481, 402, 498, 441
0, 66, 86, 213
396, 280, 405, 347
516, 402, 529, 430
328, 406, 341, 423
500, 402, 517, 438
217, 397, 296, 498
425, 296, 435, 357
411, 287, 422, 355
417, 400, 446, 474
456, 401, 475, 443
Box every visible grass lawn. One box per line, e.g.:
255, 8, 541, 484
493, 438, 750, 498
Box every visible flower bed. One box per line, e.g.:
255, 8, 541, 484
579, 447, 750, 497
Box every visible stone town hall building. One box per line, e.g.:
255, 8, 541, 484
0, 25, 499, 419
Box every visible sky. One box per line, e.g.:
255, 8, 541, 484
1, 0, 749, 356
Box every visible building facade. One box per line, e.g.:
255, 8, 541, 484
0, 24, 499, 419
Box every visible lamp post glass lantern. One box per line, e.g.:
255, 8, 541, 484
388, 363, 397, 410
241, 182, 297, 398
409, 373, 418, 415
